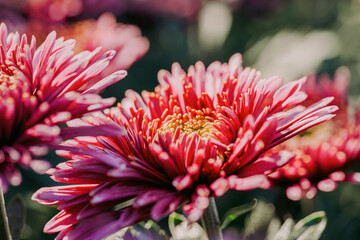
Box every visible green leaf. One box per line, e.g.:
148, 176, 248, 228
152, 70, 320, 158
113, 199, 134, 210
291, 211, 327, 240
220, 199, 257, 230
6, 195, 25, 240
168, 212, 186, 235
0, 187, 12, 240
268, 211, 327, 240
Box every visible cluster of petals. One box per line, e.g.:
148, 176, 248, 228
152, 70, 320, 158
0, 23, 126, 191
33, 53, 338, 239
24, 13, 148, 91
268, 68, 360, 201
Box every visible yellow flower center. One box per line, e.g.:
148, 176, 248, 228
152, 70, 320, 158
159, 112, 215, 138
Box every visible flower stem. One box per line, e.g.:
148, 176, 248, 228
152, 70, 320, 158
0, 187, 12, 240
201, 197, 223, 240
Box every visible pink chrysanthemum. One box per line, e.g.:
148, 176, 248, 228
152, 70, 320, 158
54, 13, 149, 77
25, 13, 148, 88
268, 68, 360, 201
33, 54, 337, 239
0, 22, 126, 191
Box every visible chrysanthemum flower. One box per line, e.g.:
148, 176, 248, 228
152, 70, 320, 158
0, 22, 126, 191
33, 53, 337, 239
54, 13, 149, 78
268, 68, 360, 201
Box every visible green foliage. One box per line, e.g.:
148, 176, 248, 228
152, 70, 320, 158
220, 199, 257, 230
0, 188, 12, 240
6, 195, 25, 240
269, 211, 327, 240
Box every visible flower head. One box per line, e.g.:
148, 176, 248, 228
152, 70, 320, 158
33, 53, 337, 239
268, 68, 360, 201
0, 22, 126, 191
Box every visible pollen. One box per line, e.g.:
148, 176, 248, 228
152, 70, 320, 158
0, 71, 11, 84
159, 111, 214, 138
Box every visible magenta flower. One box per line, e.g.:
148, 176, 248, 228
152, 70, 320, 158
33, 53, 337, 239
0, 22, 126, 191
268, 68, 360, 200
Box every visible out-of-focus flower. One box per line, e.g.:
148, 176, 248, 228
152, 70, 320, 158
268, 68, 360, 201
246, 30, 339, 82
3, 0, 285, 27
301, 68, 349, 121
25, 13, 148, 81
16, 0, 284, 23
22, 0, 201, 23
0, 22, 126, 191
25, 0, 84, 23
127, 0, 201, 19
33, 53, 337, 239
0, 2, 26, 33
198, 2, 233, 51
56, 13, 149, 78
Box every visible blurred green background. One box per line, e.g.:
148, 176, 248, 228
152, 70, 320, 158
2, 0, 360, 239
